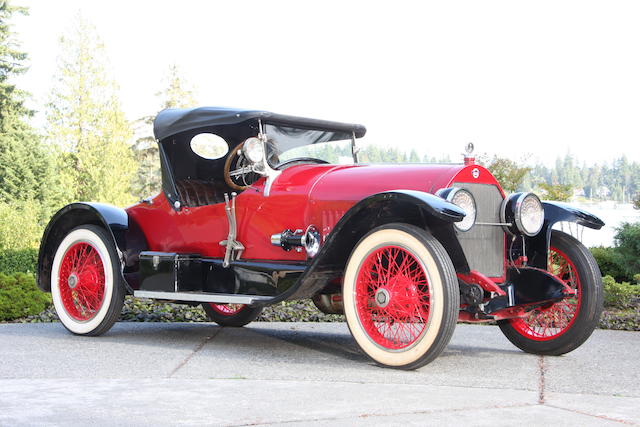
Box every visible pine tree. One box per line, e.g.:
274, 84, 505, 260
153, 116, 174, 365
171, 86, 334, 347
0, 1, 53, 205
132, 64, 197, 198
0, 1, 57, 249
45, 14, 136, 207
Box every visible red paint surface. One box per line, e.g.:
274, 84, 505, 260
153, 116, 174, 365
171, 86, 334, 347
126, 163, 505, 261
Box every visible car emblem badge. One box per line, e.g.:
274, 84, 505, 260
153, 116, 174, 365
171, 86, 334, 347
472, 168, 480, 179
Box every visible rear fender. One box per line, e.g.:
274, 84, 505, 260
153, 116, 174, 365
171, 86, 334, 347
526, 201, 604, 269
37, 203, 145, 293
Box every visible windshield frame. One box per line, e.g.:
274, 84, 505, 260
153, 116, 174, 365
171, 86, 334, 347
262, 123, 358, 168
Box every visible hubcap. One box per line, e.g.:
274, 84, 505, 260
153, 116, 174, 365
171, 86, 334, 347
67, 273, 78, 289
375, 288, 391, 308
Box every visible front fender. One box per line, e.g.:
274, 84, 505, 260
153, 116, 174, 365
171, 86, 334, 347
527, 201, 604, 269
37, 202, 130, 292
274, 190, 469, 300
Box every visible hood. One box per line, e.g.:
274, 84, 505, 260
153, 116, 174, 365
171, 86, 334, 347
307, 163, 500, 204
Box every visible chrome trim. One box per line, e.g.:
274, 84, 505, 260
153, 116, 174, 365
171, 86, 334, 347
263, 170, 281, 197
133, 290, 272, 304
351, 130, 359, 163
303, 225, 321, 257
502, 192, 544, 237
219, 192, 245, 267
514, 193, 544, 237
437, 187, 476, 232
452, 182, 505, 278
270, 233, 282, 247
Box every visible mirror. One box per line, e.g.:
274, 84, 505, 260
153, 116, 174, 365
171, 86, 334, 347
190, 133, 228, 160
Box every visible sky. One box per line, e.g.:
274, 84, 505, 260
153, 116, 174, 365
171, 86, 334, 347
11, 0, 640, 166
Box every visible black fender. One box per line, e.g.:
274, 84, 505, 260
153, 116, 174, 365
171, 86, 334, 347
275, 190, 469, 300
526, 201, 604, 269
37, 202, 145, 293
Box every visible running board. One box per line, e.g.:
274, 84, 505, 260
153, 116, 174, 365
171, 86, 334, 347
133, 290, 273, 305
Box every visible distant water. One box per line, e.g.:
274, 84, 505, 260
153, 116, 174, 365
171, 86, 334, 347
552, 202, 640, 248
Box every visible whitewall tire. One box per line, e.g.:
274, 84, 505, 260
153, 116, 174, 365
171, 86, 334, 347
343, 223, 459, 369
50, 225, 125, 336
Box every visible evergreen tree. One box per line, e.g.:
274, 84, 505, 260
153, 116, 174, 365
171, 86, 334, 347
0, 1, 53, 206
132, 64, 197, 198
0, 1, 56, 249
45, 14, 136, 207
408, 149, 420, 163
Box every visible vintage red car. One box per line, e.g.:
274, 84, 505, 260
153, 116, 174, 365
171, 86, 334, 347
37, 107, 605, 369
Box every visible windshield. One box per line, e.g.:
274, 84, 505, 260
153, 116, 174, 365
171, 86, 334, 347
264, 124, 354, 167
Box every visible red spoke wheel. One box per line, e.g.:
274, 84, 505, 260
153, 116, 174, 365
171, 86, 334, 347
498, 231, 603, 355
58, 242, 107, 321
51, 225, 125, 336
202, 303, 263, 327
343, 223, 459, 370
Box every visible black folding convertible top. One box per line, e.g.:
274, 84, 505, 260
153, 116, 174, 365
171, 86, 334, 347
153, 107, 367, 141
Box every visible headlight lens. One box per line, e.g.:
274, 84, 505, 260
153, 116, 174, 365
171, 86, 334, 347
501, 192, 545, 236
516, 193, 544, 236
446, 188, 476, 232
242, 137, 265, 163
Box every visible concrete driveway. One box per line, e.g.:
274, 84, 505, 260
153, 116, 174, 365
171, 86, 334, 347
0, 322, 638, 426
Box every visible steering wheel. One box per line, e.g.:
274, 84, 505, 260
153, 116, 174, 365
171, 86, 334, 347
274, 157, 329, 170
224, 141, 260, 191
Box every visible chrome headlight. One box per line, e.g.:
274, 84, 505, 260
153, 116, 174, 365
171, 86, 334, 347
438, 187, 476, 232
501, 192, 544, 236
242, 137, 265, 163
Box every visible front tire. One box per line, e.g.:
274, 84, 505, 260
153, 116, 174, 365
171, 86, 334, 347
343, 223, 459, 370
50, 225, 125, 336
498, 231, 604, 355
202, 303, 263, 327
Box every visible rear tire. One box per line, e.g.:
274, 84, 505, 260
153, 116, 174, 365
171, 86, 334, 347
343, 223, 459, 370
202, 303, 263, 327
498, 231, 603, 355
50, 225, 125, 336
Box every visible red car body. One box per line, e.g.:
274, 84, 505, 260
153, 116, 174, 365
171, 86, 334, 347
127, 163, 501, 264
36, 107, 606, 369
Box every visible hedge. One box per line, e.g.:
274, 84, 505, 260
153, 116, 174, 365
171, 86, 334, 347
602, 275, 640, 309
0, 248, 38, 275
0, 273, 51, 321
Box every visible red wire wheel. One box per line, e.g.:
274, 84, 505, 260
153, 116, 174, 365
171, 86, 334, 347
202, 302, 263, 327
51, 225, 126, 336
58, 242, 107, 321
498, 231, 604, 355
343, 224, 459, 370
208, 303, 246, 316
354, 246, 431, 350
509, 246, 581, 341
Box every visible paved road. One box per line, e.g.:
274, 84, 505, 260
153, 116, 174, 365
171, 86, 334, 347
0, 322, 638, 426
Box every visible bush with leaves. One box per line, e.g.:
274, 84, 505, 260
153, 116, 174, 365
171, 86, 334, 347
0, 273, 51, 321
0, 248, 38, 275
613, 222, 640, 281
590, 246, 627, 282
0, 201, 43, 250
602, 275, 640, 309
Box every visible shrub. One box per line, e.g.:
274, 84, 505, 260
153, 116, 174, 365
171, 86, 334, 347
0, 248, 39, 275
0, 200, 43, 250
614, 222, 640, 281
602, 275, 640, 309
0, 273, 51, 321
590, 246, 627, 282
